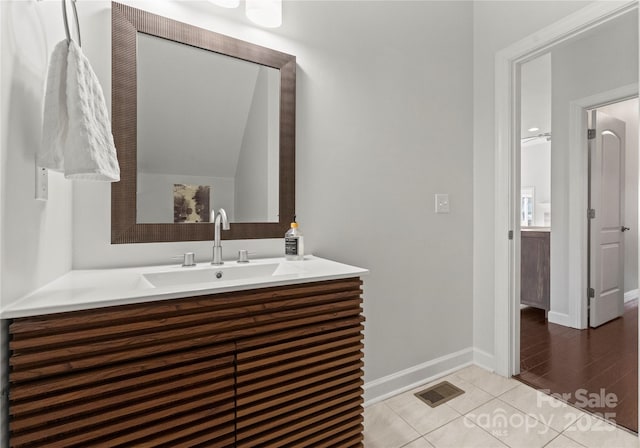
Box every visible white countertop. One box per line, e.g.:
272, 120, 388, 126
521, 227, 551, 232
1, 256, 368, 319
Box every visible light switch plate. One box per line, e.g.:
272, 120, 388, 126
35, 166, 48, 201
435, 193, 450, 213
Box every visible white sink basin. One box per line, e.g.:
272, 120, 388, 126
0, 256, 369, 319
143, 263, 280, 288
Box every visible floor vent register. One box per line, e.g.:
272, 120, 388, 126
414, 381, 465, 408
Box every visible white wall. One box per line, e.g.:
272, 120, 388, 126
235, 68, 269, 223
0, 1, 73, 307
291, 1, 474, 387
550, 11, 638, 319
137, 173, 235, 223
472, 1, 593, 365
63, 0, 476, 393
598, 98, 639, 296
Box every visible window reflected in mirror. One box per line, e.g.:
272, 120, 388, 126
521, 187, 535, 227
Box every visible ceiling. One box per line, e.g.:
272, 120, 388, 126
136, 33, 274, 178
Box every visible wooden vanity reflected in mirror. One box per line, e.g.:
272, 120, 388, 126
111, 2, 296, 243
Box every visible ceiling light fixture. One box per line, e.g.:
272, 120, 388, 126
527, 127, 540, 133
208, 0, 240, 9
246, 0, 282, 28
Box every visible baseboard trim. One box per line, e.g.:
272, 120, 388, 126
548, 311, 571, 327
363, 347, 473, 407
624, 289, 638, 303
473, 348, 495, 372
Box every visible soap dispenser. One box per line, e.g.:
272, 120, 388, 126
285, 221, 304, 261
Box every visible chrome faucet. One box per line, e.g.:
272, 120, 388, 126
212, 208, 230, 265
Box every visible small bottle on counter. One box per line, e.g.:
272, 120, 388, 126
285, 221, 304, 261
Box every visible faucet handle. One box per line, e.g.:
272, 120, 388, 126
173, 252, 196, 267
237, 250, 256, 263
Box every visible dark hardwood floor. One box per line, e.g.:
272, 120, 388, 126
516, 300, 638, 433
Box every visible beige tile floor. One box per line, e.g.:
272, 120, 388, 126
364, 365, 639, 448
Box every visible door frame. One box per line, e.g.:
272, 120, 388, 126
493, 0, 639, 378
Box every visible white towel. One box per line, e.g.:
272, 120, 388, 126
39, 40, 68, 172
39, 40, 120, 182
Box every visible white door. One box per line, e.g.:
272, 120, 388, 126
589, 111, 626, 328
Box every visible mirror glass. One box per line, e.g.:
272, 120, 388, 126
136, 33, 280, 224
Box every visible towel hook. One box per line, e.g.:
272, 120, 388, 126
62, 0, 81, 47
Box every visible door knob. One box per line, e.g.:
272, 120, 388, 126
622, 226, 630, 232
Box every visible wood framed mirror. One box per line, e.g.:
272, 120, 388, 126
111, 2, 296, 243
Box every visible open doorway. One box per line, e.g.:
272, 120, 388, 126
518, 63, 639, 430
493, 0, 639, 436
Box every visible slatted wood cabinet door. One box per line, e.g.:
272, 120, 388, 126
8, 303, 237, 448
235, 278, 365, 448
7, 277, 365, 448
